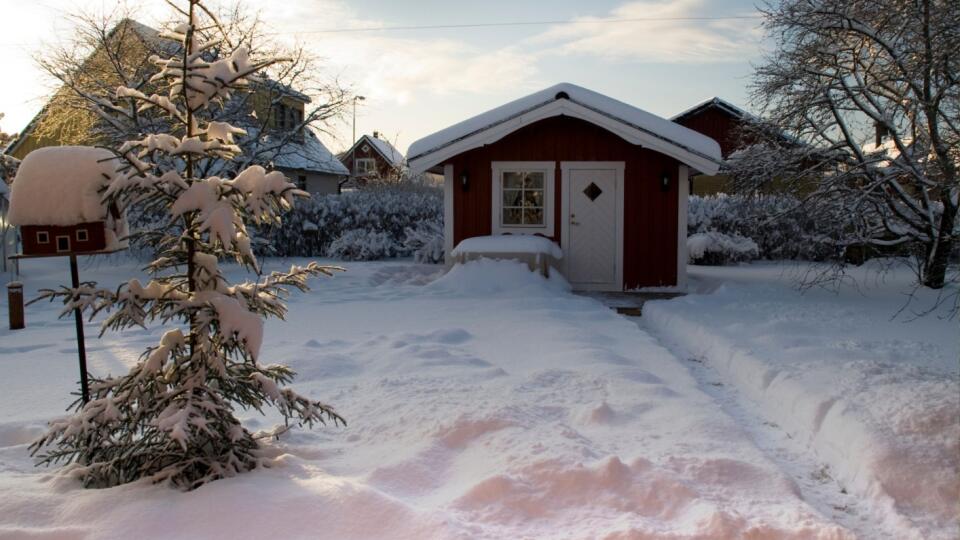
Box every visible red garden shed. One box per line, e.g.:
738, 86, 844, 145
407, 83, 721, 291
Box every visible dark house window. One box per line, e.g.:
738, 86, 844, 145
36, 231, 49, 244
297, 175, 307, 190
272, 102, 305, 136
56, 235, 71, 252
76, 229, 88, 242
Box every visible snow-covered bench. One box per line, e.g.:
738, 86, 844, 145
449, 235, 562, 277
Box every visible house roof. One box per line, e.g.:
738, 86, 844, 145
670, 97, 756, 124
343, 134, 405, 168
407, 83, 721, 176
273, 128, 350, 175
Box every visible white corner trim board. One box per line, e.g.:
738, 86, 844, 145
676, 165, 689, 292
443, 164, 455, 266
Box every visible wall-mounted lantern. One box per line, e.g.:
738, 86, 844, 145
460, 170, 469, 191
660, 171, 671, 192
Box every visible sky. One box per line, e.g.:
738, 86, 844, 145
0, 0, 768, 155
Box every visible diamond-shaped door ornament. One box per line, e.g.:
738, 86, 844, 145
583, 182, 603, 201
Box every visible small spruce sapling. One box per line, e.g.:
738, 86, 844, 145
30, 0, 344, 490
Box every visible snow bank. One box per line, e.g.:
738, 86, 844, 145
450, 235, 563, 260
644, 263, 959, 539
687, 230, 759, 263
427, 259, 570, 296
7, 146, 121, 226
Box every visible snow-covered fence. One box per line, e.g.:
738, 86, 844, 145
687, 194, 852, 264
260, 185, 443, 260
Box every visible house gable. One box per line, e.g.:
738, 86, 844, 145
408, 83, 721, 177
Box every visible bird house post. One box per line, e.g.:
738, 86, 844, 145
7, 146, 128, 404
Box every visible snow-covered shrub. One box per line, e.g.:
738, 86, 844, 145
261, 185, 442, 259
327, 229, 399, 261
403, 221, 444, 264
687, 230, 759, 265
688, 194, 848, 262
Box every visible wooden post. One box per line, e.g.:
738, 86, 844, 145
7, 281, 24, 330
69, 254, 90, 404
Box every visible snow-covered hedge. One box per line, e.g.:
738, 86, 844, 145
687, 194, 849, 264
403, 221, 445, 264
327, 229, 400, 261
687, 231, 759, 265
259, 185, 443, 260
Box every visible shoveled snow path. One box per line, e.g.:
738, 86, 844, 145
639, 318, 891, 539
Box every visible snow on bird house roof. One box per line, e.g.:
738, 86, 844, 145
407, 83, 722, 175
7, 146, 121, 226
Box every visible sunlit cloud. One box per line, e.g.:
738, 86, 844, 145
534, 0, 762, 63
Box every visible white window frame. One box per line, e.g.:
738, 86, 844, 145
355, 157, 376, 176
76, 228, 89, 242
55, 235, 71, 253
36, 231, 49, 244
491, 161, 555, 237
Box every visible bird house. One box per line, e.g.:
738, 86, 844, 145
7, 146, 127, 256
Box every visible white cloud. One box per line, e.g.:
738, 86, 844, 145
534, 0, 762, 63
268, 1, 540, 105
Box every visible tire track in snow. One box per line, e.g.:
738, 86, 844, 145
637, 318, 895, 540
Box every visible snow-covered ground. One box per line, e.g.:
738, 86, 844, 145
0, 256, 954, 539
645, 261, 958, 540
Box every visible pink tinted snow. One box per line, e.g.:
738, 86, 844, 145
644, 262, 959, 540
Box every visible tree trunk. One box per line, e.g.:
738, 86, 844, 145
922, 203, 957, 289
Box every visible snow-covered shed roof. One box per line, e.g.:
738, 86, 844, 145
270, 128, 350, 176
407, 83, 721, 175
344, 134, 405, 168
7, 146, 120, 226
670, 97, 756, 123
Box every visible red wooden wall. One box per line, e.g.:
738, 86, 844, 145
447, 116, 681, 289
21, 222, 106, 256
673, 107, 747, 159
340, 139, 398, 180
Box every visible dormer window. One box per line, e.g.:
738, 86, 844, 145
272, 102, 304, 134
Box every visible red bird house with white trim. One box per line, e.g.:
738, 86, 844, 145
8, 146, 128, 256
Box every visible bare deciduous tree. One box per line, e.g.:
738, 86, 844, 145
738, 0, 958, 289
33, 1, 351, 180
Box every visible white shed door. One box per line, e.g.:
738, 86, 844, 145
567, 168, 618, 287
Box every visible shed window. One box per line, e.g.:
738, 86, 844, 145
355, 158, 376, 175
36, 231, 49, 244
491, 161, 555, 237
56, 235, 71, 252
76, 229, 89, 242
501, 172, 545, 226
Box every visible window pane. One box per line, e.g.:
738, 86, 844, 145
523, 208, 544, 225
524, 172, 544, 189
502, 208, 523, 225
502, 189, 523, 207
503, 172, 524, 189
522, 190, 543, 207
